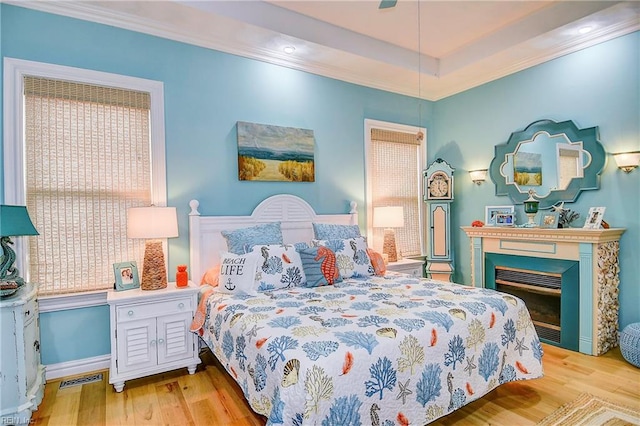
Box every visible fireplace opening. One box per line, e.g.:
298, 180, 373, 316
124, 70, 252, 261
485, 253, 579, 351
495, 266, 562, 343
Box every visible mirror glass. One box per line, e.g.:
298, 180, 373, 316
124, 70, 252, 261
490, 119, 605, 209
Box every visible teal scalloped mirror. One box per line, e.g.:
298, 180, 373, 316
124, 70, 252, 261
489, 119, 605, 209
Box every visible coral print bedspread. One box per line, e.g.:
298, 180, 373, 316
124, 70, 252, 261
195, 273, 544, 425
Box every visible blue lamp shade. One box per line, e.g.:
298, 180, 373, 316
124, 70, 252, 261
0, 205, 39, 237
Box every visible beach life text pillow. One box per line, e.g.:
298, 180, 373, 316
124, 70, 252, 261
217, 251, 259, 295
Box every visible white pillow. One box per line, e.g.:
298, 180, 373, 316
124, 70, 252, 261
217, 251, 259, 295
247, 244, 306, 291
312, 236, 374, 278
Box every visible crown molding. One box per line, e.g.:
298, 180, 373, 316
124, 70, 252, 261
5, 1, 639, 101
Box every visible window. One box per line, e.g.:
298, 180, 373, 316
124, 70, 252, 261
365, 119, 426, 258
3, 58, 166, 297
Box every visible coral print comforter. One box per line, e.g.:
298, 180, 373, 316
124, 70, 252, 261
194, 273, 544, 425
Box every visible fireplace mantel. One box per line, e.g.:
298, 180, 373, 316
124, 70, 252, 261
462, 226, 625, 356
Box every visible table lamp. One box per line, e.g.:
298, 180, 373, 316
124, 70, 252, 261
373, 206, 405, 263
0, 205, 39, 296
127, 206, 178, 290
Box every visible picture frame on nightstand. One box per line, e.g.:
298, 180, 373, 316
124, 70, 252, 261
113, 261, 140, 291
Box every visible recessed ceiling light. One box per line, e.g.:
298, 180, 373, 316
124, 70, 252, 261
578, 26, 593, 35
283, 46, 296, 54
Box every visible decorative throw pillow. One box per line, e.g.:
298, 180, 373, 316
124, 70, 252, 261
366, 248, 386, 276
312, 223, 361, 240
217, 252, 259, 295
200, 264, 221, 286
313, 236, 374, 278
247, 244, 306, 291
298, 246, 342, 287
221, 222, 283, 255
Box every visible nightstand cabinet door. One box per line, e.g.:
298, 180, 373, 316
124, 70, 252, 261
116, 317, 156, 374
157, 311, 195, 365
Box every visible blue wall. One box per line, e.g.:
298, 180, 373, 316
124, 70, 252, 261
432, 32, 639, 328
1, 5, 638, 365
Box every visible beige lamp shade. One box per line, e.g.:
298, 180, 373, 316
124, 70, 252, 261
373, 206, 404, 263
127, 206, 178, 239
373, 206, 405, 229
127, 206, 178, 290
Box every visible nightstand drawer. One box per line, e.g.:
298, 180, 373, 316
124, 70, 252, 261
117, 297, 193, 322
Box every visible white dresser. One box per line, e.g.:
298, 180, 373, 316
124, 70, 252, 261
107, 282, 201, 392
0, 284, 45, 424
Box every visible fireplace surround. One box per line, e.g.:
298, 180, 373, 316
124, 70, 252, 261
462, 226, 625, 356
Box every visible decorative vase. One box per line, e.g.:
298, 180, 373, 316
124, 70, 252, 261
523, 189, 539, 227
176, 265, 188, 287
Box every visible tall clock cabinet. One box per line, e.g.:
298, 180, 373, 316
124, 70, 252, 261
0, 284, 45, 424
423, 158, 455, 281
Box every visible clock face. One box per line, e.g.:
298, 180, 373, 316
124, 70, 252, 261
428, 173, 451, 199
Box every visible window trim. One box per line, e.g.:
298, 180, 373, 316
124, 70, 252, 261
3, 58, 167, 309
364, 118, 427, 256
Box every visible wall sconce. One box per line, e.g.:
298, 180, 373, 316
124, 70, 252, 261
469, 169, 488, 185
613, 151, 640, 173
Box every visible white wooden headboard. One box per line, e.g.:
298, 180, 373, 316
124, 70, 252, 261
188, 194, 358, 282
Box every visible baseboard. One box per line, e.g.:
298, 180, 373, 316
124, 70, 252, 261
45, 354, 111, 380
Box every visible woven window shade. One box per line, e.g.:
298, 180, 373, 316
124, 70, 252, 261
370, 129, 422, 257
23, 76, 152, 295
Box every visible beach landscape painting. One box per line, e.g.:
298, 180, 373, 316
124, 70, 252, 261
237, 121, 315, 182
514, 151, 542, 186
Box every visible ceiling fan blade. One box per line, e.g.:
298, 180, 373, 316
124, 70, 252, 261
379, 0, 397, 9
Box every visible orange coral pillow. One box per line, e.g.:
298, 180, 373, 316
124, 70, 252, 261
366, 249, 386, 276
200, 264, 221, 287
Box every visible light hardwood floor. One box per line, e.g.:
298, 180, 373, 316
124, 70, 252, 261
32, 344, 639, 426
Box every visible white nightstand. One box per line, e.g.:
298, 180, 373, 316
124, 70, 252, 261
107, 282, 200, 392
387, 258, 424, 277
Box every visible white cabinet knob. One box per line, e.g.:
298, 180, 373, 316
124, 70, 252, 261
128, 310, 134, 317
178, 303, 184, 309
158, 338, 165, 344
150, 339, 156, 346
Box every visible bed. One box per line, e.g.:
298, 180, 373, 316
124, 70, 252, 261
188, 195, 544, 425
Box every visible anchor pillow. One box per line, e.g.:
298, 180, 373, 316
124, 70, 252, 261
216, 251, 259, 295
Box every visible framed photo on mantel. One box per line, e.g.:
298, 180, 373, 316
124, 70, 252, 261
583, 207, 606, 229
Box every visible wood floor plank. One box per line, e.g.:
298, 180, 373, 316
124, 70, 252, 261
77, 378, 107, 426
31, 343, 640, 425
155, 381, 195, 426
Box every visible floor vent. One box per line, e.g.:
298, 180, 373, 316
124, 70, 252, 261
59, 373, 103, 389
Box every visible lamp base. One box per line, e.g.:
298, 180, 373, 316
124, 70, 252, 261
141, 240, 168, 290
1, 236, 25, 298
382, 229, 399, 263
